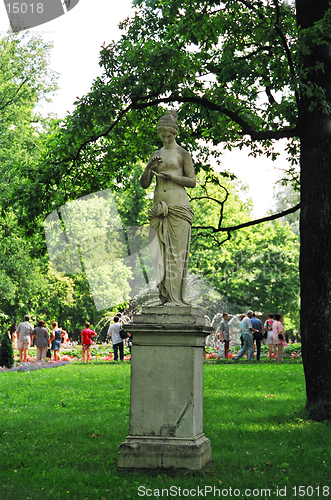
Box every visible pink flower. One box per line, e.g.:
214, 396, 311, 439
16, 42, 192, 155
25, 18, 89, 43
206, 353, 216, 359
61, 355, 74, 362
100, 355, 114, 361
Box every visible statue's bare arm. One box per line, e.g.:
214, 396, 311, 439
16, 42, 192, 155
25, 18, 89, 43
140, 152, 162, 189
157, 151, 196, 188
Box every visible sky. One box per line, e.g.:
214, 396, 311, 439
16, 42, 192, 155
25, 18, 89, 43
0, 0, 286, 218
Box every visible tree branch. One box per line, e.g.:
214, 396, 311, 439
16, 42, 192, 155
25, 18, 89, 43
239, 0, 301, 112
192, 228, 232, 247
0, 78, 29, 111
273, 0, 301, 111
266, 85, 277, 105
50, 91, 299, 175
133, 94, 299, 140
51, 102, 135, 168
238, 0, 266, 21
238, 45, 273, 61
193, 202, 300, 234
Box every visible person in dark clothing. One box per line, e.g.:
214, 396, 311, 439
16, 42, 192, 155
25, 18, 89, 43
251, 313, 263, 361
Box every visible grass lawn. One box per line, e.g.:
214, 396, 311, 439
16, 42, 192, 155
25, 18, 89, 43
0, 360, 330, 499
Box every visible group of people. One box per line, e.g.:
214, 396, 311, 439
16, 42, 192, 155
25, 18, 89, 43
80, 317, 131, 363
15, 315, 68, 362
13, 314, 131, 364
218, 310, 286, 362
263, 312, 286, 362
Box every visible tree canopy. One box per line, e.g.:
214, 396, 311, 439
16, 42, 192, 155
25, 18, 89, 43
2, 1, 331, 418
0, 34, 100, 334
14, 0, 303, 231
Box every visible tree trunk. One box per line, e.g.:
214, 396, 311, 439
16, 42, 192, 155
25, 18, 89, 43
297, 0, 331, 419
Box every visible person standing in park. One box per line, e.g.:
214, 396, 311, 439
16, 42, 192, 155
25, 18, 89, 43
238, 314, 245, 348
31, 320, 50, 361
251, 312, 263, 361
81, 322, 97, 363
264, 313, 275, 361
233, 310, 257, 362
16, 315, 34, 363
11, 329, 17, 350
50, 322, 66, 362
218, 312, 230, 360
273, 313, 285, 362
108, 316, 123, 361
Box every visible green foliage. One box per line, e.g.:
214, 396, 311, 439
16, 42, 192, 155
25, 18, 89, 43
188, 171, 300, 321
12, 0, 304, 231
0, 33, 68, 325
0, 17, 303, 335
0, 331, 14, 368
0, 33, 58, 221
0, 33, 109, 331
273, 184, 300, 236
115, 163, 153, 227
0, 212, 77, 326
295, 9, 331, 114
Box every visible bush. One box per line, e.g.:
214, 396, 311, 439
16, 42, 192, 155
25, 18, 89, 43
0, 330, 14, 368
283, 342, 302, 358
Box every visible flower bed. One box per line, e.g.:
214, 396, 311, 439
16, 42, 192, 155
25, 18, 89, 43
2, 344, 132, 372
55, 343, 131, 360
0, 358, 74, 373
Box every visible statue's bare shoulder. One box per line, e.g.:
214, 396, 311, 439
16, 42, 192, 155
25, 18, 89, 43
155, 147, 163, 156
176, 145, 192, 159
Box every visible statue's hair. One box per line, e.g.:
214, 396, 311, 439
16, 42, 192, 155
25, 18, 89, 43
157, 110, 178, 135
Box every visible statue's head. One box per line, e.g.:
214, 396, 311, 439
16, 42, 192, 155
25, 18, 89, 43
157, 110, 178, 137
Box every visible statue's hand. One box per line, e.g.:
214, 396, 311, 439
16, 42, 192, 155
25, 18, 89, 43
157, 171, 173, 180
148, 156, 162, 169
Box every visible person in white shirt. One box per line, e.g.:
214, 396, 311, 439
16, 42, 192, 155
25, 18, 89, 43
233, 310, 258, 362
16, 315, 34, 363
107, 316, 123, 361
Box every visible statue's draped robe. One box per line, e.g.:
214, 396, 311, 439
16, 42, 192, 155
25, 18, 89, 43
148, 201, 193, 304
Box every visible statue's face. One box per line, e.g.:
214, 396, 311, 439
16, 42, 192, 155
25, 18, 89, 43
158, 129, 176, 147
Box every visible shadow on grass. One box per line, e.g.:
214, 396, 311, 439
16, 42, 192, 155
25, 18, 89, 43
0, 362, 330, 499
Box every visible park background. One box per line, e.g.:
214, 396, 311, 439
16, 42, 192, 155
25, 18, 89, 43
0, 0, 300, 339
1, 1, 330, 499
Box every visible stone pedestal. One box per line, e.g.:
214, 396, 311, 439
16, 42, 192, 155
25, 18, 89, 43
118, 305, 213, 471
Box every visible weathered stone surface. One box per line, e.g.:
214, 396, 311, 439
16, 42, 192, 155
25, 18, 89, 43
118, 434, 212, 471
133, 305, 209, 326
117, 307, 213, 471
140, 110, 196, 305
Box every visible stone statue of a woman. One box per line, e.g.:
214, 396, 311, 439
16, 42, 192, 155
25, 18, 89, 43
140, 110, 196, 305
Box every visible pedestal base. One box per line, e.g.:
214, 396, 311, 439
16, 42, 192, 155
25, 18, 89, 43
117, 305, 213, 471
118, 433, 212, 471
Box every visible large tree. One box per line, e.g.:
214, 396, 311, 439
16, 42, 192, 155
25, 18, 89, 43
15, 0, 331, 418
0, 33, 80, 329
296, 1, 331, 419
0, 32, 57, 205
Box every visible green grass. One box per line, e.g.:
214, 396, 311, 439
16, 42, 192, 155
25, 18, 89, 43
0, 362, 330, 500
